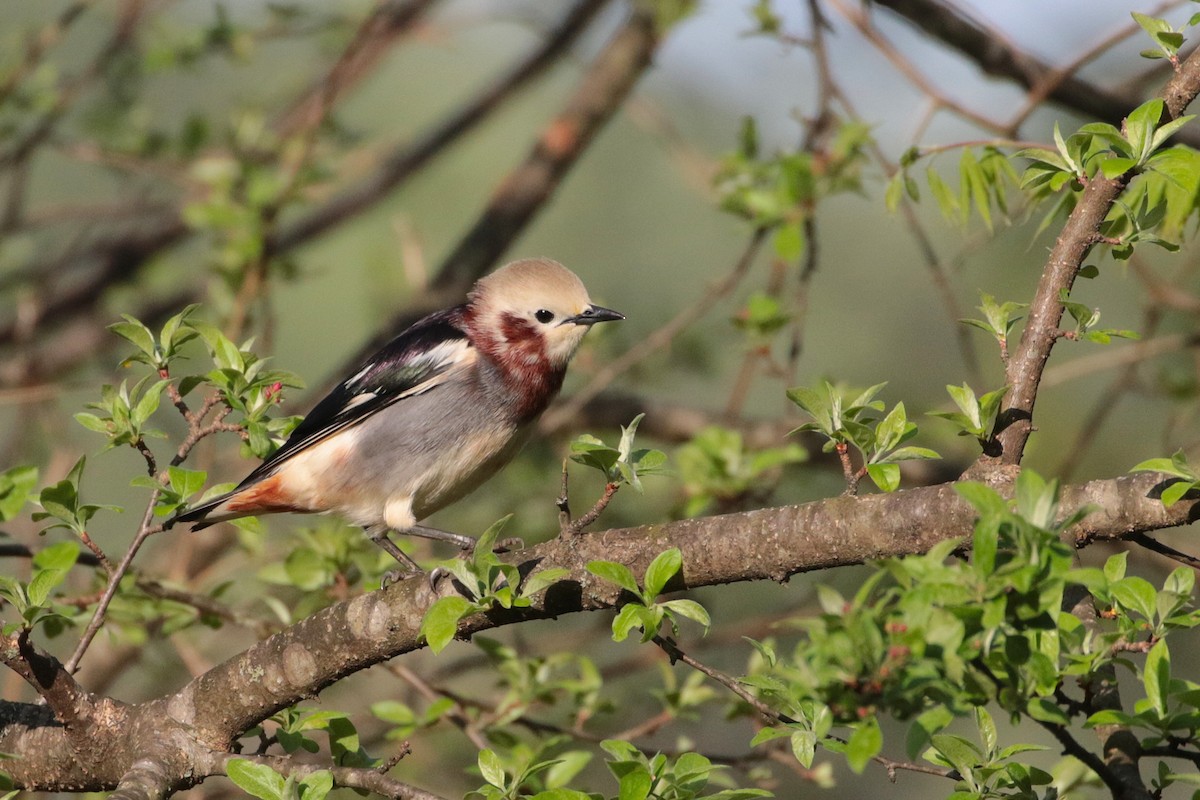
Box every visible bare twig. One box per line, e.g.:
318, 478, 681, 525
566, 482, 619, 536
65, 490, 164, 673
869, 0, 1200, 148
271, 0, 612, 257
1129, 532, 1200, 570
652, 635, 956, 780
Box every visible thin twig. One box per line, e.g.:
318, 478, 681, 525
65, 489, 163, 673
566, 482, 619, 536
651, 635, 956, 780
1129, 533, 1200, 570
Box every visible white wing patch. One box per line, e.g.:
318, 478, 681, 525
342, 391, 378, 411
392, 339, 476, 399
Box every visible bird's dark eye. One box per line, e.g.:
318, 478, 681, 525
535, 309, 555, 324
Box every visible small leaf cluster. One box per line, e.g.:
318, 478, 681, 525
960, 294, 1025, 358
890, 146, 1019, 233
571, 414, 667, 493
32, 457, 120, 537
1132, 10, 1193, 64
476, 636, 610, 729
109, 306, 200, 370
740, 469, 1200, 793
1131, 449, 1200, 507
0, 540, 79, 635
468, 745, 592, 800
247, 706, 372, 767
587, 548, 709, 643
675, 426, 806, 516
470, 741, 769, 800
420, 518, 569, 654
255, 520, 393, 618
590, 742, 768, 800
731, 292, 790, 340
74, 378, 168, 451
189, 321, 303, 458
131, 467, 209, 519
716, 116, 872, 260
1020, 99, 1192, 189
225, 760, 331, 800
928, 383, 1007, 448
181, 113, 308, 276
78, 309, 301, 460
1057, 288, 1139, 343
787, 382, 939, 492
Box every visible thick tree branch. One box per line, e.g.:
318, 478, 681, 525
0, 471, 1194, 792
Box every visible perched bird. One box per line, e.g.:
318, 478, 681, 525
174, 258, 623, 569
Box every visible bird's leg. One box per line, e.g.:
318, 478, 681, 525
407, 524, 477, 551
365, 525, 423, 586
408, 524, 523, 554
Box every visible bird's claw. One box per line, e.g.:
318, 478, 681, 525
427, 565, 451, 593
380, 567, 420, 588
494, 536, 524, 553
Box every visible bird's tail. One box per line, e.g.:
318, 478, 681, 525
168, 473, 296, 530
169, 490, 240, 531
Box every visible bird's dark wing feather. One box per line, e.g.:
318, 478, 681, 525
236, 305, 472, 487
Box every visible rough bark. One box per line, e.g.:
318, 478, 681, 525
1, 472, 1194, 794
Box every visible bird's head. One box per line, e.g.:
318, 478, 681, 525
467, 258, 624, 370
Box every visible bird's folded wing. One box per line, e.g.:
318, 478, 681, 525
237, 307, 474, 487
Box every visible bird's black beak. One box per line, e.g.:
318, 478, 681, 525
568, 304, 625, 326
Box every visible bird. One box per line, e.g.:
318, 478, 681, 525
173, 258, 623, 571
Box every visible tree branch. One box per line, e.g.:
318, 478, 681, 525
869, 0, 1200, 147
270, 0, 611, 256
982, 45, 1200, 469
0, 471, 1194, 792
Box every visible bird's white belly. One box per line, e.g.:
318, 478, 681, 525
273, 411, 524, 532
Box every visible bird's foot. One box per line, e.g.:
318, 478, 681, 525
380, 567, 420, 589
427, 565, 452, 593
494, 536, 524, 553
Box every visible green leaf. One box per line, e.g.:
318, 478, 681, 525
661, 599, 711, 631
109, 316, 157, 360
587, 561, 641, 595
1112, 576, 1158, 620
0, 466, 38, 522
226, 759, 286, 800
27, 541, 80, 607
1099, 157, 1138, 178
643, 548, 682, 598
1130, 452, 1195, 480
298, 771, 332, 800
420, 596, 475, 654
618, 769, 652, 800
865, 463, 900, 492
478, 748, 506, 789
846, 716, 882, 773
611, 604, 643, 642
1160, 479, 1197, 508
791, 730, 816, 768
521, 568, 569, 598
1144, 639, 1170, 716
